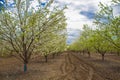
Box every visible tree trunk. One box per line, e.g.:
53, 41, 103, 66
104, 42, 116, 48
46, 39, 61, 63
101, 54, 105, 61
24, 63, 27, 72
45, 55, 48, 63
83, 51, 84, 55
88, 51, 91, 58
57, 52, 59, 56
53, 53, 55, 58
117, 52, 120, 56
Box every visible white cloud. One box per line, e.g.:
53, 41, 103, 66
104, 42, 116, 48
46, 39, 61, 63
113, 3, 120, 16
56, 0, 111, 30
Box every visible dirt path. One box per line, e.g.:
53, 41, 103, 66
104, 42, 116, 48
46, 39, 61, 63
79, 53, 120, 80
49, 52, 103, 80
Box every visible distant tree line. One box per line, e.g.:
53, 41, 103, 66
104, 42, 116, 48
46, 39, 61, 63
68, 0, 120, 61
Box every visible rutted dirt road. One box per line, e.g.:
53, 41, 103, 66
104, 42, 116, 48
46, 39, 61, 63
0, 52, 120, 80
49, 52, 103, 80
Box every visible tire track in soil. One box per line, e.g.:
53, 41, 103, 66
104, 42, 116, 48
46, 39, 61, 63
49, 53, 76, 80
59, 53, 76, 80
88, 68, 94, 80
49, 53, 96, 80
71, 53, 94, 80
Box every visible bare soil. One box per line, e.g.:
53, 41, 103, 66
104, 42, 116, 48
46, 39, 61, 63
0, 52, 120, 80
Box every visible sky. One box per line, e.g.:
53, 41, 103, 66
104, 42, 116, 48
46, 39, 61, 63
55, 0, 111, 30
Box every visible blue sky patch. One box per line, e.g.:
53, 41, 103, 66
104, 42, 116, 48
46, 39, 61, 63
80, 11, 95, 19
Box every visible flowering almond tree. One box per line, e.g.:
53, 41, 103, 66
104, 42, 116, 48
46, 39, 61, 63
0, 0, 67, 72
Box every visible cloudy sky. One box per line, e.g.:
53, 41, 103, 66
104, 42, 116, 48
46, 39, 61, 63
54, 0, 111, 44
55, 0, 111, 30
0, 0, 111, 30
